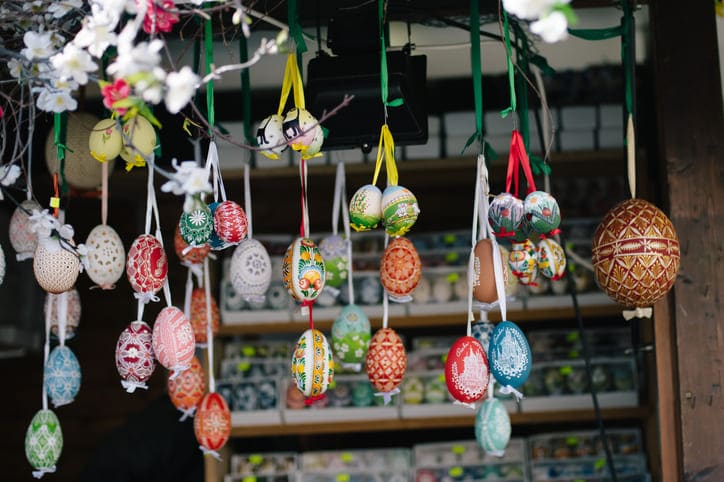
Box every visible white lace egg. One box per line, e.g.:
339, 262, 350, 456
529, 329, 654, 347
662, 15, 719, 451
85, 224, 125, 289
230, 238, 272, 303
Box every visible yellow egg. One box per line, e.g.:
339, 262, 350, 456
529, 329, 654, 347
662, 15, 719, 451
88, 118, 123, 162
119, 116, 156, 169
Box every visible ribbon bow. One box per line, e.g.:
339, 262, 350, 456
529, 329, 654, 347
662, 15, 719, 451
622, 307, 653, 320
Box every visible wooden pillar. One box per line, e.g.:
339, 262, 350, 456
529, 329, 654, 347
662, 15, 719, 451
649, 2, 724, 481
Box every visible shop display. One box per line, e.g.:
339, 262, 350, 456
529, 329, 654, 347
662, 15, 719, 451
226, 452, 298, 482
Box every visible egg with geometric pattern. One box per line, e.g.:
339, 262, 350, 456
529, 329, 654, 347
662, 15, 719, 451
291, 328, 334, 398
230, 238, 272, 303
25, 409, 63, 477
85, 224, 125, 289
115, 321, 156, 392
180, 199, 214, 247
168, 355, 205, 416
33, 237, 81, 294
45, 345, 81, 408
194, 392, 231, 453
213, 200, 247, 245
10, 199, 42, 261
475, 397, 511, 456
366, 328, 406, 395
126, 234, 167, 297
189, 288, 219, 344
152, 306, 195, 377
173, 224, 210, 265
380, 236, 422, 302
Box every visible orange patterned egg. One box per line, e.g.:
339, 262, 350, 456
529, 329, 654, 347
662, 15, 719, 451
194, 392, 231, 452
189, 288, 219, 344
592, 198, 680, 308
168, 355, 205, 412
365, 328, 406, 394
379, 237, 422, 302
173, 224, 210, 265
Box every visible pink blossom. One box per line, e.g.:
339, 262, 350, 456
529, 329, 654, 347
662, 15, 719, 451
101, 78, 131, 114
139, 0, 179, 34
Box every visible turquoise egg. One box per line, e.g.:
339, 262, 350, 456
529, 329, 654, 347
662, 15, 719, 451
45, 345, 81, 408
331, 304, 371, 365
25, 409, 63, 473
488, 321, 532, 388
475, 397, 511, 455
351, 380, 375, 407
525, 190, 561, 235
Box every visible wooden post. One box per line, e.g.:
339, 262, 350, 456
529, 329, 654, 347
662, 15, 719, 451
649, 2, 724, 481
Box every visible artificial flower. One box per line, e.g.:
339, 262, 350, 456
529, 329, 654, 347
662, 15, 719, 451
530, 10, 569, 43
164, 66, 199, 114
139, 0, 179, 34
160, 159, 211, 196
73, 5, 120, 58
51, 77, 80, 92
107, 38, 163, 78
7, 58, 23, 79
36, 87, 77, 113
502, 0, 559, 20
21, 30, 55, 60
101, 78, 131, 114
50, 43, 98, 85
0, 164, 22, 187
48, 0, 83, 19
136, 67, 167, 104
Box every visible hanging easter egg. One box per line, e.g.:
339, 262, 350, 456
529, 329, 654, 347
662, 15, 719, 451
9, 199, 42, 260
525, 190, 561, 235
488, 321, 532, 389
498, 245, 519, 296
85, 224, 125, 289
319, 234, 348, 289
331, 304, 371, 366
0, 243, 5, 286
212, 200, 248, 245
471, 321, 495, 354
180, 198, 214, 247
291, 328, 334, 398
282, 237, 326, 302
445, 336, 490, 405
366, 328, 407, 394
537, 238, 567, 280
195, 392, 231, 452
45, 112, 116, 190
475, 397, 511, 456
33, 237, 80, 294
230, 238, 272, 303
488, 193, 525, 238
472, 239, 509, 304
25, 409, 63, 476
126, 234, 167, 296
168, 355, 205, 414
380, 236, 422, 302
349, 184, 383, 231
189, 288, 219, 344
152, 306, 195, 375
591, 198, 680, 308
115, 321, 156, 392
173, 224, 210, 265
512, 216, 533, 243
47, 289, 82, 340
282, 107, 324, 156
508, 239, 538, 286
119, 115, 156, 166
44, 345, 81, 407
381, 185, 420, 237
206, 202, 232, 251
256, 114, 287, 159
88, 118, 123, 162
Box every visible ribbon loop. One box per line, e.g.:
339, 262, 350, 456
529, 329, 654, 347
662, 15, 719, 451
121, 380, 149, 393
622, 306, 652, 320
499, 384, 524, 401
277, 54, 305, 116
371, 125, 398, 187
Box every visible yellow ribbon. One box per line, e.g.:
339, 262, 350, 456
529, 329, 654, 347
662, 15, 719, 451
277, 53, 305, 116
371, 124, 398, 186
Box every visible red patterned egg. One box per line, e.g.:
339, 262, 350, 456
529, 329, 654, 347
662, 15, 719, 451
508, 239, 538, 286
152, 306, 195, 375
33, 238, 80, 294
591, 198, 680, 308
173, 224, 210, 265
126, 234, 168, 295
194, 392, 231, 452
213, 200, 248, 245
9, 199, 42, 260
380, 237, 422, 302
168, 355, 205, 411
189, 288, 219, 344
445, 336, 490, 405
115, 321, 156, 392
282, 237, 326, 302
46, 289, 82, 340
365, 328, 407, 393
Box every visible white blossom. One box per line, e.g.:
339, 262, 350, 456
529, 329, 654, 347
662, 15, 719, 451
107, 38, 163, 78
50, 44, 98, 85
0, 165, 22, 187
530, 10, 569, 43
161, 159, 212, 196
48, 0, 83, 19
36, 87, 77, 113
136, 67, 166, 104
7, 58, 23, 78
502, 0, 559, 20
73, 5, 120, 58
51, 77, 80, 92
21, 31, 55, 60
164, 66, 200, 114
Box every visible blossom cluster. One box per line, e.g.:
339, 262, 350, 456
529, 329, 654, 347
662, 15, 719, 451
502, 0, 576, 43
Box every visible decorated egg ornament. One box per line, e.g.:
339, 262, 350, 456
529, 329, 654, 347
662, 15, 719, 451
25, 409, 63, 477
173, 224, 210, 265
525, 190, 561, 235
0, 243, 5, 286
119, 115, 156, 167
230, 238, 272, 303
168, 355, 205, 418
213, 200, 248, 245
9, 199, 42, 260
472, 239, 508, 304
180, 199, 214, 247
591, 198, 680, 309
195, 392, 231, 454
207, 202, 231, 250
537, 237, 567, 280
349, 185, 383, 231
152, 306, 195, 376
47, 289, 82, 339
366, 328, 407, 397
291, 328, 334, 399
115, 321, 156, 392
508, 239, 538, 286
445, 336, 490, 407
380, 236, 422, 302
319, 234, 349, 289
381, 185, 420, 237
85, 224, 125, 289
282, 237, 326, 303
33, 237, 80, 294
331, 304, 371, 367
126, 234, 168, 297
282, 107, 324, 157
88, 118, 123, 162
488, 321, 532, 390
45, 345, 81, 407
189, 288, 220, 344
488, 193, 525, 238
475, 397, 511, 456
256, 114, 287, 159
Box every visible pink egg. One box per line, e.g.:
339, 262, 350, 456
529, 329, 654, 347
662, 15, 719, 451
194, 392, 231, 451
213, 200, 248, 245
152, 307, 195, 374
126, 234, 168, 295
445, 336, 490, 405
366, 328, 406, 393
115, 321, 156, 392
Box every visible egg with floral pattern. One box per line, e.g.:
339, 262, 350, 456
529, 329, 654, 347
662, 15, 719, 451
380, 236, 422, 302
119, 115, 156, 166
525, 190, 561, 235
189, 288, 219, 344
194, 392, 231, 452
88, 118, 123, 162
152, 306, 195, 376
206, 202, 232, 251
366, 328, 406, 394
45, 345, 81, 408
331, 304, 371, 366
445, 336, 490, 406
282, 237, 326, 303
115, 321, 156, 392
319, 234, 348, 289
475, 397, 511, 455
488, 321, 532, 389
9, 199, 42, 261
33, 237, 80, 294
126, 234, 167, 296
25, 409, 62, 475
230, 238, 272, 303
508, 239, 538, 286
173, 224, 210, 265
537, 238, 567, 280
168, 355, 205, 413
291, 328, 334, 398
180, 199, 214, 247
381, 185, 420, 237
349, 185, 383, 232
256, 114, 287, 159
213, 200, 248, 245
85, 224, 125, 289
488, 193, 524, 239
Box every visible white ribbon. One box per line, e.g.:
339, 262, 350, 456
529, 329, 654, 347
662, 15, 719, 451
499, 384, 524, 402
183, 268, 193, 320
199, 445, 222, 460
32, 466, 56, 479
622, 306, 652, 320
133, 291, 160, 304
177, 406, 197, 422
244, 162, 253, 239
452, 399, 477, 410
340, 362, 362, 373
169, 364, 191, 381
204, 257, 215, 393
16, 252, 34, 262
121, 380, 149, 393
57, 291, 68, 347
373, 386, 400, 405
42, 291, 51, 411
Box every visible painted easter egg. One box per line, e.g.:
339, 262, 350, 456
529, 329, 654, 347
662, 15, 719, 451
180, 199, 214, 247
537, 237, 567, 280
256, 114, 287, 159
25, 409, 62, 475
508, 239, 538, 286
488, 321, 532, 388
0, 243, 5, 286
424, 375, 448, 404
115, 321, 156, 391
331, 304, 371, 366
349, 184, 383, 232
85, 224, 125, 289
475, 397, 511, 455
488, 193, 525, 238
168, 355, 205, 413
213, 200, 248, 245
591, 198, 680, 308
286, 382, 307, 409
152, 306, 195, 375
45, 345, 81, 407
119, 115, 156, 166
88, 117, 122, 162
498, 245, 519, 296
282, 108, 324, 156
525, 190, 561, 235
472, 239, 510, 304
9, 199, 42, 260
291, 328, 334, 398
126, 234, 167, 296
230, 238, 272, 303
351, 380, 375, 407
512, 216, 533, 243
189, 288, 219, 344
33, 237, 80, 294
471, 321, 495, 355
381, 185, 420, 237
366, 328, 407, 394
194, 392, 231, 452
282, 237, 326, 302
319, 234, 348, 289
401, 376, 424, 404
47, 289, 82, 340
173, 223, 210, 265
445, 336, 490, 405
380, 236, 422, 302
206, 202, 231, 251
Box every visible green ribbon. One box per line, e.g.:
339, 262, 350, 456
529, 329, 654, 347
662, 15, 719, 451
378, 0, 404, 109
288, 0, 307, 54
500, 10, 516, 118
568, 26, 622, 41
53, 112, 69, 193
204, 14, 215, 133
239, 34, 254, 146
469, 0, 483, 141
514, 22, 530, 152
621, 0, 634, 118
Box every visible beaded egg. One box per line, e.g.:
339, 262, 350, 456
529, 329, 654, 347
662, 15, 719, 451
119, 115, 156, 167
33, 237, 80, 294
291, 328, 334, 398
168, 355, 205, 415
380, 236, 422, 302
10, 199, 42, 260
366, 328, 407, 395
45, 345, 81, 407
475, 397, 511, 455
282, 237, 326, 303
126, 234, 167, 296
256, 114, 287, 159
115, 321, 156, 392
180, 199, 214, 247
85, 224, 125, 289
591, 198, 680, 309
189, 288, 219, 344
152, 306, 195, 376
488, 321, 532, 389
282, 108, 324, 157
381, 185, 420, 237
25, 409, 63, 476
88, 117, 123, 162
445, 336, 490, 406
488, 193, 525, 238
319, 234, 348, 289
508, 239, 538, 286
525, 190, 561, 235
173, 224, 210, 265
537, 237, 567, 280
195, 392, 231, 453
349, 184, 383, 232
331, 304, 371, 366
213, 200, 248, 245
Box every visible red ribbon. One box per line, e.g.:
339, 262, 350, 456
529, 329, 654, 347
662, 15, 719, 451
299, 158, 307, 238
506, 130, 537, 197
302, 299, 314, 330
304, 393, 326, 406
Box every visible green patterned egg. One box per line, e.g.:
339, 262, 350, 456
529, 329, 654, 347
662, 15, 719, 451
319, 235, 349, 289
179, 198, 214, 247
25, 409, 63, 474
525, 190, 561, 235
475, 397, 511, 456
349, 184, 383, 232
381, 185, 420, 236
331, 304, 371, 365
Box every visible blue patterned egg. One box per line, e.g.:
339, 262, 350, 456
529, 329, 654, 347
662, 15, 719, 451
475, 397, 511, 455
524, 190, 561, 235
488, 321, 532, 388
25, 409, 63, 475
319, 234, 349, 289
45, 345, 81, 407
331, 304, 371, 365
488, 193, 524, 238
